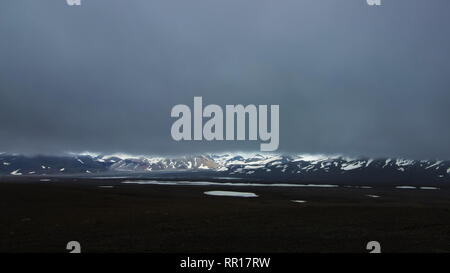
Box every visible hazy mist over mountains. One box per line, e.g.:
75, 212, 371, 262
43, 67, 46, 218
1, 0, 450, 159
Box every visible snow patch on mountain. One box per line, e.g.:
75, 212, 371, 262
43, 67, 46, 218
396, 159, 415, 167
341, 161, 365, 171
365, 159, 373, 167
425, 161, 443, 170
11, 169, 22, 175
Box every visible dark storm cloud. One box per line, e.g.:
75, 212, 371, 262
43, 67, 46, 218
0, 0, 449, 159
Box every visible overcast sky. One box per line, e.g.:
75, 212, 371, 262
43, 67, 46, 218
0, 0, 449, 159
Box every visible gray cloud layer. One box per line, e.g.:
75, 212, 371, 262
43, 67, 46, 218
1, 0, 449, 159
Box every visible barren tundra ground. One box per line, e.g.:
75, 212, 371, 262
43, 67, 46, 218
0, 180, 449, 253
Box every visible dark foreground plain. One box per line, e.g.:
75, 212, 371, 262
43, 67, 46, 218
0, 180, 449, 253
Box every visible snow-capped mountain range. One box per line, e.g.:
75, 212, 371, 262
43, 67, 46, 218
0, 152, 449, 185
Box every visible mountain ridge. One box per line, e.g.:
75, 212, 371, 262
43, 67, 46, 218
0, 153, 449, 186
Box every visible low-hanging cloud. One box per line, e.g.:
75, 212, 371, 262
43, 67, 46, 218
0, 0, 449, 159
